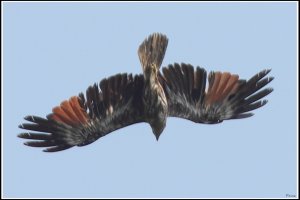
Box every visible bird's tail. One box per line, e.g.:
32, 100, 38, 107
138, 33, 168, 72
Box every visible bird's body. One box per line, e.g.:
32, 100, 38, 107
138, 34, 169, 139
143, 77, 168, 139
18, 33, 274, 152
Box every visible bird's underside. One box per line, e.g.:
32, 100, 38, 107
18, 33, 274, 152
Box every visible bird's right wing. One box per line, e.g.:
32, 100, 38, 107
18, 73, 145, 152
160, 63, 274, 124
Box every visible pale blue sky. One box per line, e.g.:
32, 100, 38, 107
3, 2, 297, 198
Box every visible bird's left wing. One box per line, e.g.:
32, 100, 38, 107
18, 74, 145, 152
159, 63, 273, 124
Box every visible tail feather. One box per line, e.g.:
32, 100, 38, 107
138, 33, 168, 70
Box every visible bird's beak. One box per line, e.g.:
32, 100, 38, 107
155, 134, 160, 141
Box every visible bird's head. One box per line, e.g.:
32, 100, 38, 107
149, 118, 166, 141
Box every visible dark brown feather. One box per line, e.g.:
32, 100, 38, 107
18, 73, 145, 152
161, 63, 273, 123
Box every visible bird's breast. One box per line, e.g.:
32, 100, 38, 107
143, 79, 168, 124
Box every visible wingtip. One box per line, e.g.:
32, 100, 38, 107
258, 68, 272, 76
261, 99, 268, 106
24, 115, 37, 122
245, 113, 255, 118
266, 68, 272, 73
18, 124, 24, 129
17, 133, 26, 138
24, 142, 30, 146
24, 116, 31, 120
268, 76, 274, 83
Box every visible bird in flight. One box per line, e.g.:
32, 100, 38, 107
18, 33, 274, 152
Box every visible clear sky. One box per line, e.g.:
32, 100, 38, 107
3, 2, 297, 198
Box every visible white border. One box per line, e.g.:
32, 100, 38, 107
1, 1, 298, 199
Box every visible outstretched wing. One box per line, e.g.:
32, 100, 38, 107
160, 63, 274, 124
18, 74, 145, 152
